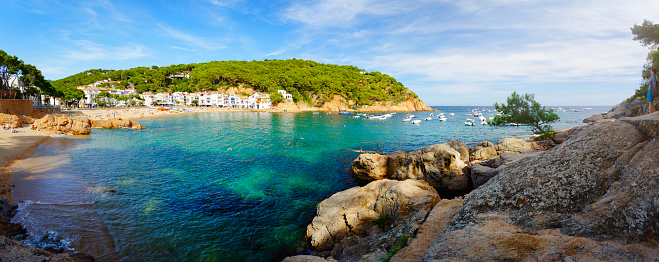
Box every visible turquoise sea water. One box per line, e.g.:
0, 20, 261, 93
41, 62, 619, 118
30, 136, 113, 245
11, 106, 610, 261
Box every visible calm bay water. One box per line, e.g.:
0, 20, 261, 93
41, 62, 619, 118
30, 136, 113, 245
11, 106, 609, 261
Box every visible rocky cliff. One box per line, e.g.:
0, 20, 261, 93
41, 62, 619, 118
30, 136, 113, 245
288, 113, 659, 261
271, 95, 433, 112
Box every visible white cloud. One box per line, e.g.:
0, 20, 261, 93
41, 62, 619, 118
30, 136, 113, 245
159, 25, 227, 51
64, 40, 149, 61
279, 0, 656, 105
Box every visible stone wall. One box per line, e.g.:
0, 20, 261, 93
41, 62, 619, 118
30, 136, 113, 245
0, 99, 33, 116
34, 106, 61, 115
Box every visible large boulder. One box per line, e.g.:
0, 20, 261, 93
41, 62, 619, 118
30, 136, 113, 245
0, 113, 21, 128
416, 115, 659, 261
495, 137, 539, 155
450, 117, 657, 244
387, 144, 471, 195
351, 143, 472, 196
33, 115, 91, 135
470, 141, 497, 163
90, 118, 145, 129
351, 154, 388, 180
445, 140, 469, 163
306, 179, 439, 260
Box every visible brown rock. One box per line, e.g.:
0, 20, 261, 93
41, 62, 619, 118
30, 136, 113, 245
306, 179, 439, 260
390, 198, 463, 262
495, 137, 538, 155
470, 141, 497, 163
452, 117, 656, 243
90, 118, 145, 129
351, 154, 388, 180
0, 113, 21, 128
282, 255, 335, 262
33, 115, 91, 135
421, 213, 658, 261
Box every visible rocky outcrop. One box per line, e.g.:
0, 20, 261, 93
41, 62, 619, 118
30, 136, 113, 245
421, 116, 659, 260
469, 141, 497, 163
314, 113, 659, 261
584, 98, 650, 123
306, 179, 439, 260
495, 137, 540, 154
387, 143, 471, 195
421, 212, 658, 261
0, 113, 35, 128
90, 118, 145, 129
0, 113, 21, 128
351, 138, 544, 196
0, 236, 94, 262
33, 115, 92, 135
351, 154, 388, 180
470, 151, 542, 189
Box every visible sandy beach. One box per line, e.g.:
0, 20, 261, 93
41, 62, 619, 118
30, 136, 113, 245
0, 126, 49, 203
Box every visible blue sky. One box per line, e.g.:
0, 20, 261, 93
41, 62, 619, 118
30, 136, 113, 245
0, 0, 656, 106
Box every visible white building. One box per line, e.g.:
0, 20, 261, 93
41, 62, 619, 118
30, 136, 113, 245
249, 92, 271, 109
277, 90, 293, 100
140, 92, 156, 106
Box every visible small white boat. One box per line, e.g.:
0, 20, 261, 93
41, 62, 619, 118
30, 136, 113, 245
449, 113, 455, 116
403, 118, 412, 122
465, 119, 475, 126
429, 113, 434, 117
481, 121, 488, 125
478, 116, 487, 122
368, 115, 387, 120
412, 120, 422, 124
425, 117, 432, 121
313, 112, 320, 114
438, 116, 447, 121
352, 115, 360, 119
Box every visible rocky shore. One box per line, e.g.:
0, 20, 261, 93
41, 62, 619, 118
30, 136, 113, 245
286, 104, 659, 261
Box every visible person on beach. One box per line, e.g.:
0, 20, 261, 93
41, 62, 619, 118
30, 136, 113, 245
647, 68, 658, 114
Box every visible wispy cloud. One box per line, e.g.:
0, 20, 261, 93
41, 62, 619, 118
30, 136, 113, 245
278, 0, 655, 105
64, 40, 149, 61
159, 25, 227, 51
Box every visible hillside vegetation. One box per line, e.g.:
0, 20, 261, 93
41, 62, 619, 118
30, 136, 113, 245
52, 59, 419, 107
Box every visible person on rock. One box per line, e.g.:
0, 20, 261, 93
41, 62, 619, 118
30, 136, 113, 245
647, 68, 658, 114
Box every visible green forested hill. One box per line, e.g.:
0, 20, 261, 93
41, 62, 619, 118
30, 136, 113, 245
51, 59, 417, 106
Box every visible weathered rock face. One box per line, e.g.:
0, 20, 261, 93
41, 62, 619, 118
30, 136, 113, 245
450, 117, 658, 245
306, 179, 439, 260
351, 142, 472, 196
421, 212, 659, 261
584, 99, 653, 123
33, 115, 92, 135
351, 154, 388, 180
90, 118, 145, 129
0, 236, 94, 262
469, 141, 497, 163
0, 113, 22, 128
495, 137, 539, 155
389, 144, 471, 195
471, 151, 542, 189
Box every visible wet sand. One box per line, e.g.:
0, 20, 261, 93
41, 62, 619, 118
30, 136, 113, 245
0, 126, 49, 204
10, 138, 121, 260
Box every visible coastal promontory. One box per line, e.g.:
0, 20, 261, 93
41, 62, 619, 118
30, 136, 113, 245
289, 106, 659, 261
52, 59, 432, 112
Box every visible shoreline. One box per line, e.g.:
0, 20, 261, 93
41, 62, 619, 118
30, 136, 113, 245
0, 126, 50, 204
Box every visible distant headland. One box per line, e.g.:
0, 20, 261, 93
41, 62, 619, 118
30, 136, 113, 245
51, 59, 432, 112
